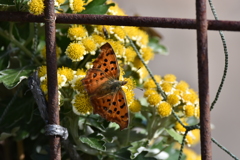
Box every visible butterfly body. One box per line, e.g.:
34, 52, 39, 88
82, 43, 129, 130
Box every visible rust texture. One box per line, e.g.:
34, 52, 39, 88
44, 0, 61, 159
196, 0, 212, 160
0, 11, 240, 31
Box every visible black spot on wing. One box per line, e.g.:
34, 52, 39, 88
120, 103, 125, 109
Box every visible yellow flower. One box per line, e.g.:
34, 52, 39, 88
71, 77, 86, 94
185, 129, 200, 146
113, 26, 126, 42
91, 34, 106, 46
108, 41, 125, 58
41, 45, 62, 60
107, 1, 126, 16
161, 82, 172, 93
38, 65, 47, 77
143, 75, 161, 89
140, 47, 154, 62
195, 106, 200, 118
75, 68, 86, 77
136, 30, 149, 46
124, 26, 140, 41
157, 102, 172, 117
69, 0, 86, 13
123, 77, 136, 90
175, 81, 189, 92
65, 42, 86, 61
40, 77, 48, 94
122, 86, 135, 106
144, 89, 158, 98
55, 0, 65, 7
174, 121, 188, 133
167, 94, 180, 106
67, 25, 88, 41
129, 99, 141, 112
138, 67, 149, 80
94, 25, 113, 37
164, 74, 176, 82
182, 92, 191, 103
58, 67, 74, 82
125, 46, 136, 63
57, 74, 67, 88
82, 37, 97, 55
183, 147, 201, 160
183, 105, 195, 117
133, 57, 144, 69
147, 94, 162, 106
28, 0, 45, 15
72, 94, 92, 115
188, 89, 199, 104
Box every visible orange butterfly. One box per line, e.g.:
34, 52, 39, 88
82, 43, 129, 130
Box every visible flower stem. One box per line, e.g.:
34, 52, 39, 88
127, 36, 166, 100
0, 28, 41, 65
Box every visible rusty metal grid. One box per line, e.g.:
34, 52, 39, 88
1, 0, 239, 159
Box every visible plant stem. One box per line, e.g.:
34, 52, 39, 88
0, 28, 41, 65
127, 36, 166, 100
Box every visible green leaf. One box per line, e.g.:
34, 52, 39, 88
165, 128, 183, 143
0, 97, 35, 131
0, 66, 35, 89
148, 37, 168, 55
128, 139, 148, 159
80, 133, 106, 151
84, 114, 107, 132
80, 0, 115, 15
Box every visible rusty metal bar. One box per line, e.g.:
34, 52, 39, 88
0, 11, 240, 31
44, 0, 60, 159
196, 0, 212, 160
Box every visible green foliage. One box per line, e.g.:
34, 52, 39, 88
80, 0, 115, 15
148, 36, 168, 55
0, 66, 35, 89
80, 133, 106, 151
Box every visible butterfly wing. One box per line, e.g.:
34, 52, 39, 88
92, 43, 120, 80
90, 89, 129, 130
81, 68, 109, 96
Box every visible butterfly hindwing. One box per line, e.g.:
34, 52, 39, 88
92, 43, 120, 79
90, 89, 128, 130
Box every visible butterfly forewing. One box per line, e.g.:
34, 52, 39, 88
90, 89, 128, 130
81, 69, 109, 96
92, 43, 120, 79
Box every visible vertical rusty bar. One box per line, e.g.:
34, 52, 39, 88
44, 0, 61, 159
196, 0, 212, 160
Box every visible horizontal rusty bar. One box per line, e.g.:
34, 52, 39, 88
0, 11, 240, 31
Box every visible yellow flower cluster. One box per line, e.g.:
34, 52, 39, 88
69, 0, 86, 13
143, 74, 199, 119
41, 45, 62, 60
28, 0, 45, 15
64, 1, 155, 84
